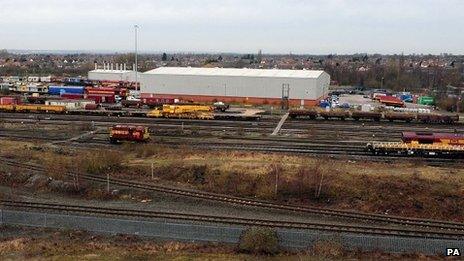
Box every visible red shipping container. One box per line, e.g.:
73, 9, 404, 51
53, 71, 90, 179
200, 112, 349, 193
86, 87, 116, 95
60, 93, 84, 99
86, 94, 115, 104
85, 103, 98, 110
0, 97, 19, 105
378, 95, 404, 107
142, 97, 175, 106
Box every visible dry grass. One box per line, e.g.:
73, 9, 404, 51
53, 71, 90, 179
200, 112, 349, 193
0, 226, 448, 260
311, 240, 344, 258
1, 140, 464, 221
123, 147, 464, 221
77, 151, 124, 175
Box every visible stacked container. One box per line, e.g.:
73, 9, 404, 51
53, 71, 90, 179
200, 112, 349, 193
0, 96, 20, 105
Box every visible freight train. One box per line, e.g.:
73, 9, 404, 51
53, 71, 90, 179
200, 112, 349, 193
0, 104, 66, 113
0, 101, 222, 120
109, 125, 150, 143
289, 109, 459, 124
367, 132, 464, 158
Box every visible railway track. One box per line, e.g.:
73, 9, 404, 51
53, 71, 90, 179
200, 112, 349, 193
2, 200, 464, 240
2, 157, 464, 232
75, 134, 461, 164
1, 129, 460, 164
1, 112, 462, 134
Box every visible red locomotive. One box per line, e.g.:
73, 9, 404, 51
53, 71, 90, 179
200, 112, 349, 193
109, 125, 150, 143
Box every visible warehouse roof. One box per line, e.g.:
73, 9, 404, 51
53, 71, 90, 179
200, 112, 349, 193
144, 67, 325, 79
89, 69, 134, 74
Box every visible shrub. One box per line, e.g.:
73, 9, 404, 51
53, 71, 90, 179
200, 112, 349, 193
76, 122, 94, 131
311, 240, 343, 258
279, 161, 334, 201
78, 151, 124, 174
238, 227, 280, 255
42, 154, 73, 180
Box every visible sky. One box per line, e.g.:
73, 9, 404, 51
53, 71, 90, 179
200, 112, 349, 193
1, 0, 463, 54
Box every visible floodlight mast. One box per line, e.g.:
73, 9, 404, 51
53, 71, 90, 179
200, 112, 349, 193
134, 24, 139, 92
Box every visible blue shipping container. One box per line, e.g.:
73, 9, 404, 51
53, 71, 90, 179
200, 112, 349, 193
400, 94, 413, 102
48, 86, 85, 95
319, 100, 330, 108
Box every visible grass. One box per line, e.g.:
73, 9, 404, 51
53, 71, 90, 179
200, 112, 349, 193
121, 146, 464, 221
0, 226, 444, 260
1, 140, 464, 221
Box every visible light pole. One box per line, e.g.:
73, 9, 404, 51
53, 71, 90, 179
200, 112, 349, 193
134, 25, 139, 93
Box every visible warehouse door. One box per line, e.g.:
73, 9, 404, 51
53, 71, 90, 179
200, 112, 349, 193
281, 84, 290, 110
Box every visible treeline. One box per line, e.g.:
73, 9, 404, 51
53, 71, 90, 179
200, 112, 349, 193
325, 62, 463, 92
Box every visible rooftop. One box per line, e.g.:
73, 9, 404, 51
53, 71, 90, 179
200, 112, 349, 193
144, 67, 325, 79
89, 69, 134, 74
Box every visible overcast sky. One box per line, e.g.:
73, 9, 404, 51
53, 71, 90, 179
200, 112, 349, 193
1, 0, 463, 54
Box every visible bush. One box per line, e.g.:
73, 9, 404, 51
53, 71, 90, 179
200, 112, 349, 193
78, 151, 124, 174
76, 122, 94, 131
279, 161, 334, 201
128, 144, 162, 158
311, 240, 343, 258
238, 227, 280, 255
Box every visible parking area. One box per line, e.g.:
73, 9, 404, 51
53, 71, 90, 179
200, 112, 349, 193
338, 94, 434, 111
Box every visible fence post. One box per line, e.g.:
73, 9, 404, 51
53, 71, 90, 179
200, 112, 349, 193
151, 162, 154, 180
107, 174, 110, 193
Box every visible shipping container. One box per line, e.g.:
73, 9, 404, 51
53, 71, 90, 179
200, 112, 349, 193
141, 97, 176, 107
61, 93, 84, 99
48, 86, 85, 95
84, 103, 98, 110
399, 94, 413, 102
0, 96, 21, 105
378, 95, 405, 107
418, 96, 435, 106
86, 94, 116, 104
45, 100, 80, 110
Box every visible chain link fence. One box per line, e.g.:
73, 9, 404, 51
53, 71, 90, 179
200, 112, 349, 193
1, 209, 463, 255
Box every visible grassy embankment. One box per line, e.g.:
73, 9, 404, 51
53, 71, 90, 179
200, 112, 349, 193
1, 140, 463, 221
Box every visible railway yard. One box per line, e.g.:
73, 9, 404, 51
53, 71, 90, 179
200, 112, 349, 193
1, 105, 464, 258
3, 0, 464, 257
1, 65, 464, 258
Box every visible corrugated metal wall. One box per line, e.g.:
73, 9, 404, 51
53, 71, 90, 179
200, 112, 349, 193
140, 72, 329, 100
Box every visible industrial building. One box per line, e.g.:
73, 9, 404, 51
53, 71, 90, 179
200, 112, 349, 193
88, 64, 137, 82
140, 67, 330, 106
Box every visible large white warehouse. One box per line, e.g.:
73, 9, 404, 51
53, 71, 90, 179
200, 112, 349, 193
140, 67, 330, 106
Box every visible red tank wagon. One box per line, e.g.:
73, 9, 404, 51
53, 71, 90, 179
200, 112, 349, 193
109, 125, 150, 143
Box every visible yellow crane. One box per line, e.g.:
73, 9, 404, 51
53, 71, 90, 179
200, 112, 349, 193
147, 104, 214, 119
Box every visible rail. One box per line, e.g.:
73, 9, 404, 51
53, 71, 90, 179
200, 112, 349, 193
2, 200, 464, 240
2, 157, 464, 233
